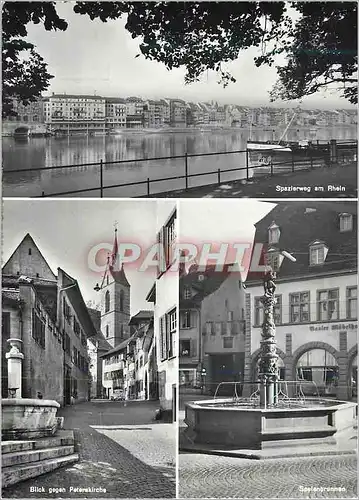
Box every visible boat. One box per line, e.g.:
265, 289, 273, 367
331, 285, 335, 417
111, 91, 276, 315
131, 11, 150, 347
246, 110, 324, 177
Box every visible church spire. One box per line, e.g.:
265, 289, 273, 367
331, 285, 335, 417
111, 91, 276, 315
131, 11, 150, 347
109, 224, 130, 288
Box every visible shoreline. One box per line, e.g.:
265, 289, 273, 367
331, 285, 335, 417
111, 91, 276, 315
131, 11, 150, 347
2, 124, 357, 139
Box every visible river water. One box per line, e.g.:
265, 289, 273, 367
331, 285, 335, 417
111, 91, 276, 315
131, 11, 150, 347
2, 127, 357, 197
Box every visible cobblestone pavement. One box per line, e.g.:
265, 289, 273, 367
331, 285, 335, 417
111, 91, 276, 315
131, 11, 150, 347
92, 424, 176, 482
179, 453, 357, 499
3, 401, 175, 498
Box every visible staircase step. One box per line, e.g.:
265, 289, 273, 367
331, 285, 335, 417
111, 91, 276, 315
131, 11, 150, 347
2, 445, 74, 467
1, 430, 74, 454
2, 453, 79, 488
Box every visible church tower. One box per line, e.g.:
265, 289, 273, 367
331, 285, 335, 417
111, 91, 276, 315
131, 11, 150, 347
100, 227, 131, 348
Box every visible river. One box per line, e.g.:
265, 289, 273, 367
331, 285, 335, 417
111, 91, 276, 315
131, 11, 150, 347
2, 127, 357, 197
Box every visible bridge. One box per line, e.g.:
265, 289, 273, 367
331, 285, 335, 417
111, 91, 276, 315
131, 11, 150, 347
2, 120, 50, 137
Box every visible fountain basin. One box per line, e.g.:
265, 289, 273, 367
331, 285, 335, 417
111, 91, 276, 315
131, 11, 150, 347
184, 398, 357, 449
2, 399, 61, 440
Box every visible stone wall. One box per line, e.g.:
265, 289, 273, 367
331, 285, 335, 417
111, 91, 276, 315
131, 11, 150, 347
20, 283, 64, 403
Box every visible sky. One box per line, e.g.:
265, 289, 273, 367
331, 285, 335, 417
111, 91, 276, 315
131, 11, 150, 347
23, 1, 355, 110
179, 199, 275, 280
1, 199, 159, 314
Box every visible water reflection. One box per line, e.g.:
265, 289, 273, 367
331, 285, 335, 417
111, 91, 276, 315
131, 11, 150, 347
2, 127, 357, 197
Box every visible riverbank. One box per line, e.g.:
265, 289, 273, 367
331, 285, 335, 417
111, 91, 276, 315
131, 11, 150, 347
149, 162, 357, 198
3, 124, 356, 138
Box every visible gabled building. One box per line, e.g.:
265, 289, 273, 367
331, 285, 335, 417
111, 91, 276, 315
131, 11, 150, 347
179, 264, 246, 393
100, 311, 155, 400
169, 99, 187, 127
245, 202, 357, 400
2, 234, 96, 404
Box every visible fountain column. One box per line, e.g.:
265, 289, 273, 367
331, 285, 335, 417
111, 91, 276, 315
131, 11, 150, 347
6, 339, 24, 398
258, 272, 279, 407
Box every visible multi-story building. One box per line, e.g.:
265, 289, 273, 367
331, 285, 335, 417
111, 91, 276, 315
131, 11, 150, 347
169, 99, 187, 127
245, 202, 357, 400
143, 100, 165, 128
146, 203, 177, 419
186, 103, 204, 127
129, 311, 154, 399
2, 234, 96, 404
87, 307, 112, 398
105, 97, 127, 131
199, 103, 210, 126
179, 265, 246, 393
102, 336, 131, 400
9, 98, 45, 123
125, 97, 144, 129
101, 311, 154, 400
44, 94, 106, 134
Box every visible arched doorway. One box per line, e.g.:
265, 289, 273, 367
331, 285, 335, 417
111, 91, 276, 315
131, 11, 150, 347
296, 349, 338, 396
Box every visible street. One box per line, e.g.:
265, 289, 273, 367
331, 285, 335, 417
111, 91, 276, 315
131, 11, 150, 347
2, 400, 176, 498
179, 453, 357, 499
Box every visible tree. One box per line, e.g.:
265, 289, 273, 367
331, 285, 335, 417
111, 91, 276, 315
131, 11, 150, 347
2, 2, 67, 117
74, 1, 357, 103
2, 1, 357, 118
265, 3, 358, 104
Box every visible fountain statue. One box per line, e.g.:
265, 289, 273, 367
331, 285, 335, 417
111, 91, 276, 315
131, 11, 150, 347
182, 271, 357, 452
258, 271, 279, 407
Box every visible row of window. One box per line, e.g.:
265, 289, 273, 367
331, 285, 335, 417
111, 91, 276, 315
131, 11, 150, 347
179, 336, 234, 356
254, 287, 357, 325
268, 213, 353, 248
203, 320, 245, 336
157, 213, 176, 275
71, 346, 88, 373
160, 309, 177, 361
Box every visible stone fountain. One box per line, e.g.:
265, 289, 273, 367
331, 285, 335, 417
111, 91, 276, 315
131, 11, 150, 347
183, 272, 357, 452
1, 337, 77, 488
2, 338, 62, 441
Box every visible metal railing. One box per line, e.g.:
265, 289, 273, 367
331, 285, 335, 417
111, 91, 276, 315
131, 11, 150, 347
3, 139, 357, 198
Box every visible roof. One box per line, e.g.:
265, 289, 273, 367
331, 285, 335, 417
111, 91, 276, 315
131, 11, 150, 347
105, 97, 126, 104
100, 332, 137, 358
246, 202, 357, 284
50, 94, 104, 100
129, 310, 154, 326
146, 283, 156, 303
57, 268, 98, 340
2, 233, 57, 280
180, 264, 242, 307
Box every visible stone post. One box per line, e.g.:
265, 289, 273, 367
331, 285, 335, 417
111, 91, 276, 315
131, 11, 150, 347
6, 339, 24, 398
330, 139, 338, 164
258, 272, 279, 407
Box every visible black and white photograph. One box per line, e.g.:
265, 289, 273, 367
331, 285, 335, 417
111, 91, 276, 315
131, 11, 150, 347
1, 1, 358, 499
2, 1, 357, 198
1, 199, 177, 498
178, 199, 357, 498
